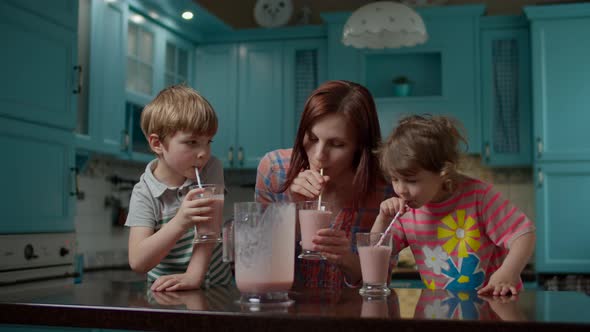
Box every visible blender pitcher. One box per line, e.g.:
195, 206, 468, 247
223, 202, 296, 306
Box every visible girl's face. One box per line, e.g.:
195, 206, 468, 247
153, 130, 212, 187
390, 168, 448, 208
303, 113, 358, 183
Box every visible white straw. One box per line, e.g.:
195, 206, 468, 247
317, 168, 323, 210
375, 208, 405, 247
195, 167, 203, 188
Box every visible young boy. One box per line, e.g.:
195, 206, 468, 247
125, 84, 232, 291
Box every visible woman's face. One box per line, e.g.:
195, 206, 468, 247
303, 113, 358, 182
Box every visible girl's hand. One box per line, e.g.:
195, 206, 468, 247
289, 169, 330, 200
477, 268, 520, 296
173, 188, 214, 230
150, 272, 202, 292
378, 197, 407, 221
312, 228, 350, 265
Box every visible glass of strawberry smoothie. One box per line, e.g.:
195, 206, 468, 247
297, 201, 334, 260
356, 232, 392, 296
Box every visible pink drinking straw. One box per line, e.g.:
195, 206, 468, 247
375, 207, 406, 247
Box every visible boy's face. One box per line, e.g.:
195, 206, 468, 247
303, 112, 358, 182
152, 130, 212, 186
390, 169, 447, 208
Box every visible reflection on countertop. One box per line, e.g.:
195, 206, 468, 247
1, 274, 590, 331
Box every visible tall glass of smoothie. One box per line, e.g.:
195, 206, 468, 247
297, 201, 333, 260
190, 184, 224, 244
356, 232, 392, 296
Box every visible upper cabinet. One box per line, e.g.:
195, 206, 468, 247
4, 0, 78, 30
196, 38, 325, 168
525, 4, 590, 162
78, 1, 196, 162
0, 1, 78, 130
480, 16, 532, 166
322, 5, 485, 152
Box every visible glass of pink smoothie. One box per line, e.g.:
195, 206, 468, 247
297, 201, 333, 260
356, 232, 392, 296
190, 184, 224, 244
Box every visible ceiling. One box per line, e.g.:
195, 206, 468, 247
194, 0, 588, 29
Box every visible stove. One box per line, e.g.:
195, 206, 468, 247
0, 233, 76, 285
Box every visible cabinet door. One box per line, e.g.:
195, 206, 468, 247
481, 28, 532, 166
531, 18, 590, 161
535, 162, 590, 273
0, 2, 77, 131
237, 41, 284, 168
5, 0, 78, 30
0, 117, 75, 234
195, 44, 238, 168
283, 39, 327, 146
78, 0, 127, 154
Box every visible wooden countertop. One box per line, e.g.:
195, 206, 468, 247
1, 277, 589, 331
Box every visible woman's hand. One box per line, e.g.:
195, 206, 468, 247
313, 228, 351, 265
289, 169, 330, 200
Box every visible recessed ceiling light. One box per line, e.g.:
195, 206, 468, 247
130, 14, 145, 24
181, 11, 194, 20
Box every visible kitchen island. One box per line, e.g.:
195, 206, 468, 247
1, 277, 589, 331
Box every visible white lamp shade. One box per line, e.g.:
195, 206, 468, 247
342, 1, 428, 49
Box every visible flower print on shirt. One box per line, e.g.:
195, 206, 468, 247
441, 253, 485, 290
423, 246, 449, 275
437, 209, 481, 258
424, 299, 450, 319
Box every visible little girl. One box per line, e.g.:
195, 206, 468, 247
373, 115, 535, 296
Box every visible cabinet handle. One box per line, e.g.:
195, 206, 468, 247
484, 142, 490, 161
238, 146, 244, 166
121, 130, 129, 151
537, 168, 544, 187
537, 137, 543, 158
228, 147, 234, 167
72, 65, 82, 94
70, 167, 80, 197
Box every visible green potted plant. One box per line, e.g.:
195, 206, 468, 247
392, 76, 412, 97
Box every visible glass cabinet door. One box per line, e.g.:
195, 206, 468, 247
127, 17, 154, 96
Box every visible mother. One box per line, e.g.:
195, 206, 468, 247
255, 80, 393, 288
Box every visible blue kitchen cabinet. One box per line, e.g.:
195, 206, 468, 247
0, 117, 76, 233
534, 162, 590, 273
196, 40, 306, 169
0, 1, 78, 131
77, 0, 127, 156
480, 16, 532, 166
3, 0, 78, 30
237, 41, 285, 168
194, 43, 239, 167
526, 4, 590, 162
282, 38, 327, 145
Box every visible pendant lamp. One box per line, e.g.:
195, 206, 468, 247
342, 1, 428, 49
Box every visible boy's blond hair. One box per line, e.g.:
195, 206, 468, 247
140, 84, 217, 143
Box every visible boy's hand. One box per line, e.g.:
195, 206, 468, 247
477, 267, 520, 296
150, 272, 202, 292
290, 169, 330, 200
378, 197, 407, 221
174, 188, 213, 230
